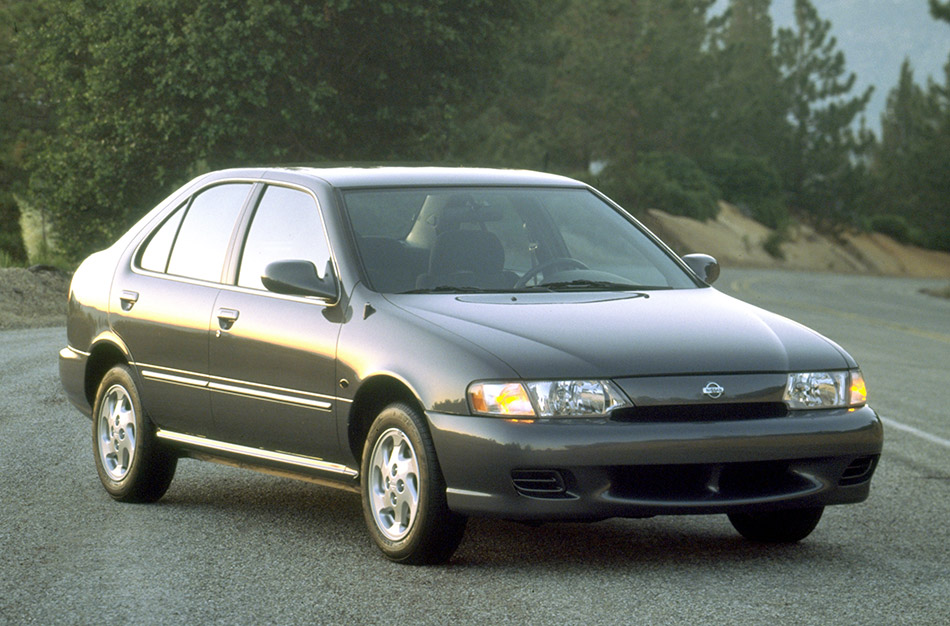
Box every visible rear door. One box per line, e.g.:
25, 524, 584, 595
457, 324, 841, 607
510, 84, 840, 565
113, 182, 254, 434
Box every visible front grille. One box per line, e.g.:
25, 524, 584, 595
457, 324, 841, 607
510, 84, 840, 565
839, 455, 879, 486
609, 461, 815, 501
511, 469, 572, 499
611, 402, 789, 423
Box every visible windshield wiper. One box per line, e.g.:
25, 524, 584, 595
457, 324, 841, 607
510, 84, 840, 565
532, 279, 655, 292
400, 285, 496, 294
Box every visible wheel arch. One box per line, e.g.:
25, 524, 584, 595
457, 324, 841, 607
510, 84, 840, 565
346, 374, 426, 464
84, 337, 132, 406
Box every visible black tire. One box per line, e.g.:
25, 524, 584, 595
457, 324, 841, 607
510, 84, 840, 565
92, 365, 177, 503
728, 506, 824, 543
360, 402, 467, 564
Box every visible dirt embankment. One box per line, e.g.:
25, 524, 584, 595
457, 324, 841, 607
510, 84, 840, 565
0, 266, 71, 330
641, 202, 950, 279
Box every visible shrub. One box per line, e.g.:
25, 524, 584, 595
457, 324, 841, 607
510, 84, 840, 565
867, 214, 913, 244
923, 229, 950, 253
601, 152, 720, 221
0, 194, 27, 265
763, 230, 786, 260
701, 152, 788, 229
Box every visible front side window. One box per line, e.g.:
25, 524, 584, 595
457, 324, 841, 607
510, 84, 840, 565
165, 183, 252, 283
237, 185, 331, 290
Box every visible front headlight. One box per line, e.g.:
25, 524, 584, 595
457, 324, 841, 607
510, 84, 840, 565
784, 370, 867, 409
468, 380, 632, 418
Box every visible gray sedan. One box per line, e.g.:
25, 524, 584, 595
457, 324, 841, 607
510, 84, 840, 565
59, 167, 882, 563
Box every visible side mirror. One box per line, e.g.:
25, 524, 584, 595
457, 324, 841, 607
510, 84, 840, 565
682, 253, 720, 284
262, 260, 339, 300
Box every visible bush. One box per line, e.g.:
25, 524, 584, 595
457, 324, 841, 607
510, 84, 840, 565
701, 152, 788, 229
923, 229, 950, 253
763, 230, 786, 260
867, 214, 913, 244
601, 152, 720, 221
0, 194, 27, 265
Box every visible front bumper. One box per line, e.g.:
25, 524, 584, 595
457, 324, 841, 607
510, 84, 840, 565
427, 405, 883, 520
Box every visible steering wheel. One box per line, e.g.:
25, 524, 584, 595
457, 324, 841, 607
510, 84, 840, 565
515, 257, 589, 288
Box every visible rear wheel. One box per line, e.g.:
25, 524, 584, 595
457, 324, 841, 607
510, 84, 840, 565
92, 365, 176, 502
361, 403, 466, 564
728, 506, 824, 543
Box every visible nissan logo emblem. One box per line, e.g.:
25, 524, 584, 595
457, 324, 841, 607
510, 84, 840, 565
703, 382, 724, 399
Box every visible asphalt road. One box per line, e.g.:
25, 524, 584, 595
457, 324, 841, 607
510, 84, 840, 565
1, 268, 947, 625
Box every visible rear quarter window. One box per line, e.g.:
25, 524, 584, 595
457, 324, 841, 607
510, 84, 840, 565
138, 203, 186, 273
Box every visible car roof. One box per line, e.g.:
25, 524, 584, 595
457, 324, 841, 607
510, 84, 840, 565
239, 166, 588, 189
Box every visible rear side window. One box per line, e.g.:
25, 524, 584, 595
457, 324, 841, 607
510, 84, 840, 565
139, 203, 186, 273
165, 183, 252, 283
237, 185, 331, 290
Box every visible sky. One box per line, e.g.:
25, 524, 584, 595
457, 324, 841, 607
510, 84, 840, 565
715, 0, 950, 133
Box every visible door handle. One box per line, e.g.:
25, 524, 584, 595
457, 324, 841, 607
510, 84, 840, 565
119, 290, 139, 311
216, 308, 240, 331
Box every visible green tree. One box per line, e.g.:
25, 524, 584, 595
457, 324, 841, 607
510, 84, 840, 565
869, 35, 950, 249
775, 0, 872, 223
708, 0, 786, 158
25, 0, 534, 262
0, 0, 51, 263
931, 0, 950, 23
543, 0, 718, 166
702, 0, 789, 227
539, 0, 721, 217
873, 61, 932, 221
447, 1, 566, 170
622, 0, 718, 159
541, 0, 651, 171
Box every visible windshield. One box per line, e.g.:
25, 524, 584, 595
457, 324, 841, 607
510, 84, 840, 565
342, 187, 698, 293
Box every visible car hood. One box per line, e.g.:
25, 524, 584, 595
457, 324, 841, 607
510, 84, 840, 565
385, 288, 852, 378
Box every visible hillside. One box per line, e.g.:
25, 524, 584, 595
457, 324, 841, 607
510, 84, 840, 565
641, 202, 950, 279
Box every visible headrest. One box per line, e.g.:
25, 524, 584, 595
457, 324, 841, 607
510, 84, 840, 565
429, 230, 505, 274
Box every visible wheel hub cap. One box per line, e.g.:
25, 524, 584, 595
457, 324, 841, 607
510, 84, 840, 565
97, 384, 137, 482
368, 428, 420, 541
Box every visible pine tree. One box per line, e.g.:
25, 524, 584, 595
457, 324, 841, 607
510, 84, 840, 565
931, 0, 950, 23
774, 0, 872, 223
873, 62, 933, 231
709, 0, 785, 158
870, 9, 950, 251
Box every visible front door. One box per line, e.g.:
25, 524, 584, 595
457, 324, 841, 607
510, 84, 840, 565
208, 184, 341, 458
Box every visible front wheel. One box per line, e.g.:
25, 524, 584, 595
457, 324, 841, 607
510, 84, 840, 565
728, 506, 824, 543
361, 403, 466, 564
92, 365, 177, 503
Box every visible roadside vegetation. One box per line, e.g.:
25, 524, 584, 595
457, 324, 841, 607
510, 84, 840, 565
921, 284, 950, 299
1, 0, 949, 269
